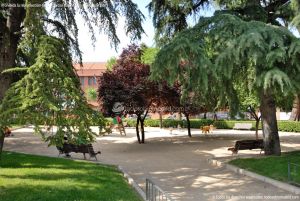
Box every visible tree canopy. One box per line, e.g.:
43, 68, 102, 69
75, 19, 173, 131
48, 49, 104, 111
98, 45, 158, 143
151, 13, 300, 155
0, 36, 104, 147
148, 0, 300, 46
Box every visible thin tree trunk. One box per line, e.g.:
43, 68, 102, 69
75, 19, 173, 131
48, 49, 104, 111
213, 112, 218, 120
135, 116, 141, 143
255, 118, 261, 140
260, 91, 281, 155
184, 113, 191, 137
203, 112, 207, 119
141, 119, 145, 143
248, 105, 261, 140
140, 108, 150, 143
159, 112, 163, 128
290, 94, 300, 121
0, 131, 5, 160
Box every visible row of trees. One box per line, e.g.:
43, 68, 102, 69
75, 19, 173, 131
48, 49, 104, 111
1, 0, 299, 157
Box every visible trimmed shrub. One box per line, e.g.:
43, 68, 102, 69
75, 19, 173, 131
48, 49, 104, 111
277, 121, 300, 132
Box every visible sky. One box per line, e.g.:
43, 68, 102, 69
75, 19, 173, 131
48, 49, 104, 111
77, 0, 155, 62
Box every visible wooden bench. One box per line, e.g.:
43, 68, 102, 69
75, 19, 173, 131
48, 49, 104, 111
228, 139, 264, 154
233, 123, 252, 130
56, 143, 101, 160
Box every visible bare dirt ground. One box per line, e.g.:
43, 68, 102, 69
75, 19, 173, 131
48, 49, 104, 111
3, 127, 300, 201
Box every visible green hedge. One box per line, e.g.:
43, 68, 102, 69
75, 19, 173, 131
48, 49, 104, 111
110, 118, 300, 133
277, 121, 300, 132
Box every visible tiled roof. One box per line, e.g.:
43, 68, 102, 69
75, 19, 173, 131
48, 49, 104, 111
74, 62, 107, 77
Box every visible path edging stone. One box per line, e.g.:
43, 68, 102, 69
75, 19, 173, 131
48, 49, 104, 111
207, 158, 300, 194
118, 165, 147, 200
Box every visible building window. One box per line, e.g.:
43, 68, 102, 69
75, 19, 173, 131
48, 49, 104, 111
88, 77, 93, 85
80, 77, 85, 86
88, 76, 97, 85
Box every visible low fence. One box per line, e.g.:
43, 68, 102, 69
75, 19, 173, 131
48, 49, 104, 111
288, 162, 300, 186
146, 178, 173, 201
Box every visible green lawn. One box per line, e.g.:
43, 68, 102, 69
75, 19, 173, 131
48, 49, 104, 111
0, 152, 142, 201
229, 151, 300, 184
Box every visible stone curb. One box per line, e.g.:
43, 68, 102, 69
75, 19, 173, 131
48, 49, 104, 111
207, 158, 300, 194
118, 165, 147, 201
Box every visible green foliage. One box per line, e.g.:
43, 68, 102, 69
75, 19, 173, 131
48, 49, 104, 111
291, 0, 300, 28
0, 151, 142, 201
86, 88, 97, 101
121, 118, 300, 132
48, 0, 145, 50
277, 121, 300, 132
0, 36, 105, 146
147, 0, 209, 46
106, 56, 117, 71
141, 47, 159, 65
124, 118, 213, 128
151, 13, 300, 116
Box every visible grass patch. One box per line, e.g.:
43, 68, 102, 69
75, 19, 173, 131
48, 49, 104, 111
0, 152, 142, 201
229, 151, 300, 184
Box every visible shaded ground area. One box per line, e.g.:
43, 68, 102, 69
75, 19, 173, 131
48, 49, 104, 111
4, 127, 300, 201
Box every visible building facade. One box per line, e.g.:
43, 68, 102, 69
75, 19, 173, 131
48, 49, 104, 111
74, 62, 107, 109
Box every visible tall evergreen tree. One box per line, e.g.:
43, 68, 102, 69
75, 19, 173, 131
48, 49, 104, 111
149, 0, 300, 121
151, 14, 300, 155
0, 36, 105, 157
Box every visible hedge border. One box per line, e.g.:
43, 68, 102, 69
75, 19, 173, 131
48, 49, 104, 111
112, 119, 300, 133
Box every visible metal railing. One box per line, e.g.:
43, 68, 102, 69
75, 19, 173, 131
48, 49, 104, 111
146, 178, 173, 201
288, 162, 300, 186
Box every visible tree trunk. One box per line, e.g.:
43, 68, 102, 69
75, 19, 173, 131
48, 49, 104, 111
0, 1, 25, 101
255, 118, 260, 140
159, 112, 163, 128
203, 112, 207, 119
290, 94, 300, 121
213, 112, 218, 120
0, 2, 25, 157
0, 131, 5, 160
248, 105, 261, 140
260, 91, 281, 155
140, 118, 145, 143
184, 113, 191, 137
135, 116, 141, 143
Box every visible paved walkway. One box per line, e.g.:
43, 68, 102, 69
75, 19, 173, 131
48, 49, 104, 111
3, 127, 300, 201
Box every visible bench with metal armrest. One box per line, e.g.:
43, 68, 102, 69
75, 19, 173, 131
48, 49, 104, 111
56, 143, 101, 160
